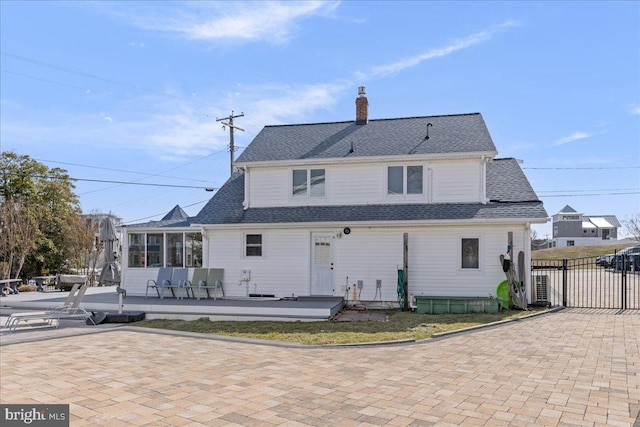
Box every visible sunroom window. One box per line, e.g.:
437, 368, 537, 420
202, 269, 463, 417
127, 232, 202, 268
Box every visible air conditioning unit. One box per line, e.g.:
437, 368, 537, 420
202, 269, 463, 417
533, 275, 549, 302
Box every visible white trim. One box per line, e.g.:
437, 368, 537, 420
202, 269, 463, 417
289, 168, 327, 200
195, 217, 548, 231
235, 151, 498, 169
243, 231, 265, 259
458, 236, 483, 272
384, 164, 426, 200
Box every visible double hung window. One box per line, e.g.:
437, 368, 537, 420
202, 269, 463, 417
293, 169, 325, 198
246, 234, 263, 257
388, 166, 423, 195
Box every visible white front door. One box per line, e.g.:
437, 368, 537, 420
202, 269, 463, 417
311, 233, 334, 295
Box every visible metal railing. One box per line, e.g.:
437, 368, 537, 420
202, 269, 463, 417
531, 255, 639, 310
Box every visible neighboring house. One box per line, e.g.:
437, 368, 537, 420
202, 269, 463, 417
552, 205, 620, 248
122, 88, 548, 303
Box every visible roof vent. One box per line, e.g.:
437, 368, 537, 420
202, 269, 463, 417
424, 123, 433, 140
355, 87, 368, 125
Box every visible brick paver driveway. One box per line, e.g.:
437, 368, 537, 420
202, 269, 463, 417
1, 309, 639, 426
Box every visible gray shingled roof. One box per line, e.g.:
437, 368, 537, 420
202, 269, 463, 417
558, 205, 577, 213
162, 205, 189, 221
125, 218, 192, 229
235, 113, 497, 163
192, 158, 547, 226
486, 158, 540, 202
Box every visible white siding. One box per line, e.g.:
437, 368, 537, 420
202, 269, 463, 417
248, 167, 289, 207
122, 223, 531, 300
247, 158, 484, 208
431, 161, 482, 203
208, 224, 529, 301
207, 228, 312, 297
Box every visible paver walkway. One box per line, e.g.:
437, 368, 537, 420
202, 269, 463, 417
1, 309, 639, 426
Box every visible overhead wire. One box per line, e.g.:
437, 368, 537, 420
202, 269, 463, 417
1, 52, 223, 110
523, 166, 639, 170
121, 199, 210, 225
3, 172, 218, 191
35, 158, 215, 184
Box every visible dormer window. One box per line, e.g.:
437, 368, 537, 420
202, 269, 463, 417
388, 165, 423, 195
293, 169, 325, 198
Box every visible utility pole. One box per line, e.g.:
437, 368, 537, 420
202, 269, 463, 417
217, 111, 244, 176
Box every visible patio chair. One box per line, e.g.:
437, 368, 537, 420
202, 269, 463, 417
183, 268, 208, 300
145, 268, 188, 299
145, 267, 172, 299
5, 284, 94, 332
170, 268, 189, 299
201, 268, 224, 300
3, 284, 81, 330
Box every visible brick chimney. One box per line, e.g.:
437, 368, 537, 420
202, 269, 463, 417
355, 86, 368, 125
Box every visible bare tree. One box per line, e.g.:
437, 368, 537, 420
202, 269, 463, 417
623, 214, 640, 242
0, 197, 41, 279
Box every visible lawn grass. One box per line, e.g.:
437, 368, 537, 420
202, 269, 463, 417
136, 308, 548, 345
532, 244, 630, 260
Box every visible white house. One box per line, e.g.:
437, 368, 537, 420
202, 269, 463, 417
122, 88, 548, 303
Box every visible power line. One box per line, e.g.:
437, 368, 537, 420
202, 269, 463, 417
539, 191, 640, 197
121, 199, 210, 225
538, 188, 639, 193
4, 172, 217, 191
523, 166, 639, 170
35, 158, 215, 184
1, 52, 221, 110
2, 69, 111, 95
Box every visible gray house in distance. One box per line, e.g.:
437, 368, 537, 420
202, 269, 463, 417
552, 205, 620, 247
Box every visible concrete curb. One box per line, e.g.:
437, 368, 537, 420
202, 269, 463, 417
425, 306, 564, 341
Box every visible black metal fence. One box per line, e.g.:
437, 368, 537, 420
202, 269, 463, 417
530, 255, 639, 310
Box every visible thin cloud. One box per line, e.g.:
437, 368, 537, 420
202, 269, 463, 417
235, 82, 345, 125
629, 104, 640, 115
362, 20, 519, 79
554, 131, 592, 145
113, 1, 340, 44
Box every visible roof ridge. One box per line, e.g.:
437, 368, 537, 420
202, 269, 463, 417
263, 112, 482, 128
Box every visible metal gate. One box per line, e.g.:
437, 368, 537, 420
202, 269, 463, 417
530, 255, 639, 309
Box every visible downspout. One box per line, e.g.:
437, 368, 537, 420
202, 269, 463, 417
121, 226, 128, 289
242, 166, 250, 210
480, 155, 489, 204
198, 226, 209, 267
524, 222, 531, 304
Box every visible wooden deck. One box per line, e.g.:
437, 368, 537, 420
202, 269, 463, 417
0, 287, 345, 321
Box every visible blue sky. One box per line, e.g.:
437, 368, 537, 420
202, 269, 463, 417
1, 1, 639, 239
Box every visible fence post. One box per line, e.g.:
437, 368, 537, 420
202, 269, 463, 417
621, 254, 627, 310
562, 259, 568, 307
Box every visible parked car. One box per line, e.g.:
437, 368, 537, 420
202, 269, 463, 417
596, 254, 615, 268
613, 245, 640, 271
